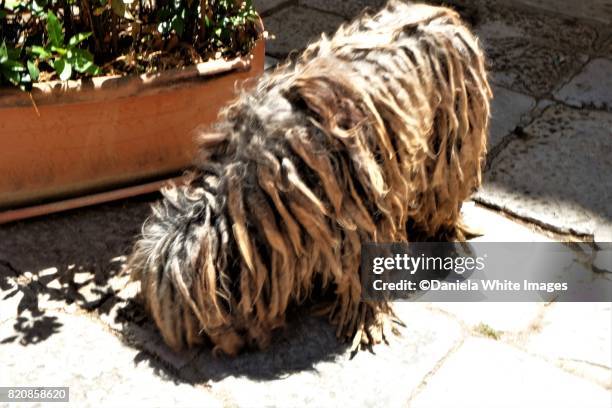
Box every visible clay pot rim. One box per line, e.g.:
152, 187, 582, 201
0, 17, 266, 109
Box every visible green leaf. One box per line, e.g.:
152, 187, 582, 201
32, 0, 48, 15
0, 66, 22, 85
170, 15, 184, 36
6, 46, 20, 60
69, 48, 97, 74
2, 59, 26, 72
30, 45, 51, 59
50, 45, 68, 56
111, 0, 133, 19
27, 60, 39, 81
54, 58, 72, 80
0, 10, 7, 19
47, 11, 64, 48
4, 0, 20, 11
68, 32, 92, 47
0, 41, 8, 64
86, 64, 101, 75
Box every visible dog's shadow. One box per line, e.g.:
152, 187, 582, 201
114, 296, 350, 383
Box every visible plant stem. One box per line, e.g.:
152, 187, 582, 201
199, 0, 207, 43
62, 0, 73, 39
80, 0, 101, 56
111, 13, 118, 53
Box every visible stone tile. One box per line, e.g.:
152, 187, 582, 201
524, 303, 612, 387
432, 302, 544, 333
472, 1, 596, 98
488, 86, 535, 149
495, 0, 612, 25
0, 311, 223, 407
454, 206, 607, 329
475, 19, 524, 42
476, 2, 599, 53
300, 0, 386, 19
203, 304, 462, 407
554, 59, 612, 111
263, 6, 345, 57
253, 0, 288, 15
484, 38, 588, 97
594, 225, 612, 245
410, 337, 612, 408
477, 105, 612, 236
461, 201, 551, 242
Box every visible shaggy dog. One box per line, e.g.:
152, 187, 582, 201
127, 0, 491, 355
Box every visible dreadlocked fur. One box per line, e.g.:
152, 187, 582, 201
127, 0, 491, 356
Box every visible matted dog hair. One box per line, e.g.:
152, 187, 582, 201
128, 0, 491, 355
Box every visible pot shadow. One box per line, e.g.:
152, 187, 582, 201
0, 194, 155, 346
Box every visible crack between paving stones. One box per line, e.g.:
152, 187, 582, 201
484, 91, 547, 167
508, 344, 612, 388
557, 358, 612, 370
472, 197, 593, 240
405, 336, 466, 407
492, 302, 611, 387
550, 56, 593, 99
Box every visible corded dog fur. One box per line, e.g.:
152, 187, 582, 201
127, 0, 491, 355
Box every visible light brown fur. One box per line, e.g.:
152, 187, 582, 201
128, 0, 491, 355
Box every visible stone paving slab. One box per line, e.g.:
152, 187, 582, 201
476, 104, 612, 237
496, 0, 612, 25
460, 201, 551, 242
208, 304, 462, 407
473, 1, 596, 98
524, 302, 612, 388
262, 6, 345, 57
300, 0, 386, 19
488, 85, 535, 150
484, 38, 588, 97
0, 311, 223, 408
431, 302, 544, 334
253, 0, 288, 15
476, 1, 599, 53
410, 337, 612, 408
554, 58, 612, 111
433, 203, 548, 334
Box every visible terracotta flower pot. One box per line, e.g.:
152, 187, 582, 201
0, 28, 265, 222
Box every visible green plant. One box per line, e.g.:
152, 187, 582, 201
29, 11, 100, 81
0, 0, 259, 90
474, 323, 501, 340
0, 40, 28, 89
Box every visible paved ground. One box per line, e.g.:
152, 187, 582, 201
1, 0, 611, 406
